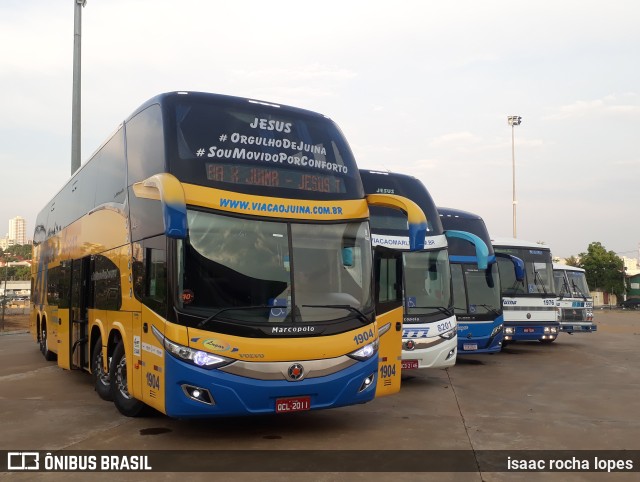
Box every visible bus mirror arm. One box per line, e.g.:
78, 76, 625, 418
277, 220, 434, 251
444, 230, 489, 270
366, 194, 427, 251
132, 173, 188, 239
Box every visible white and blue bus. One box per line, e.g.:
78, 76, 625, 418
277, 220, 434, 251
553, 264, 596, 334
492, 238, 560, 344
360, 170, 489, 370
439, 208, 524, 354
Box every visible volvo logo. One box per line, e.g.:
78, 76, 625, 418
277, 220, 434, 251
526, 313, 532, 319
287, 363, 305, 381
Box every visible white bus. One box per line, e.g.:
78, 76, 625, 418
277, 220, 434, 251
492, 238, 560, 344
361, 170, 488, 370
553, 264, 596, 334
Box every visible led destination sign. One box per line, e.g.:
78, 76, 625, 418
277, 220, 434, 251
206, 163, 345, 194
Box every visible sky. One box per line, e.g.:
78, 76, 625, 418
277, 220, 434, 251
1, 0, 639, 259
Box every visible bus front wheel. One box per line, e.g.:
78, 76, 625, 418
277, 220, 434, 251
110, 341, 146, 417
92, 336, 112, 401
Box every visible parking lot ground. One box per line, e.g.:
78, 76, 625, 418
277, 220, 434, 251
0, 310, 638, 481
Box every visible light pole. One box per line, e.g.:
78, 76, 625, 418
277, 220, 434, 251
71, 0, 87, 175
507, 115, 522, 238
1, 256, 7, 330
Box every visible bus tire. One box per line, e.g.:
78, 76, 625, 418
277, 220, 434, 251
110, 340, 146, 417
92, 336, 112, 401
40, 322, 56, 361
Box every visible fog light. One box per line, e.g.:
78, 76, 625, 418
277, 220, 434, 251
358, 373, 376, 393
445, 348, 456, 360
182, 384, 214, 405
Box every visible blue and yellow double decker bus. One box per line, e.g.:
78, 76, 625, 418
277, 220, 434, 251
31, 91, 425, 418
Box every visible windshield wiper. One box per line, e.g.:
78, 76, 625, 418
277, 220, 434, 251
533, 270, 548, 295
571, 280, 588, 300
197, 305, 275, 329
302, 304, 372, 324
407, 305, 454, 317
558, 279, 570, 300
474, 304, 500, 317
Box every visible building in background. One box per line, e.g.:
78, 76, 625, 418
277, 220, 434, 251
8, 216, 27, 245
1, 216, 28, 249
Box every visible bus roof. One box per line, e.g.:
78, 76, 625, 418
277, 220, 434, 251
438, 206, 483, 221
491, 237, 551, 251
553, 263, 585, 273
127, 91, 329, 123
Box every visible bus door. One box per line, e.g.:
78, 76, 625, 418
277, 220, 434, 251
69, 256, 92, 370
373, 246, 403, 397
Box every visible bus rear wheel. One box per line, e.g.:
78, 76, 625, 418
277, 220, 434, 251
40, 322, 56, 361
92, 336, 112, 401
110, 340, 146, 417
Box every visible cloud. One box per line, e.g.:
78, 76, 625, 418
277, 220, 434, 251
545, 93, 640, 120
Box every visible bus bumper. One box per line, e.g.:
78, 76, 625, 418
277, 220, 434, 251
162, 353, 378, 418
457, 332, 504, 354
400, 336, 457, 370
559, 322, 597, 333
503, 323, 559, 342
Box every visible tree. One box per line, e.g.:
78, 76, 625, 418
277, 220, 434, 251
578, 242, 624, 297
565, 255, 580, 267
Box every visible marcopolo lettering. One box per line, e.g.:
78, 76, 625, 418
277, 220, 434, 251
271, 326, 316, 334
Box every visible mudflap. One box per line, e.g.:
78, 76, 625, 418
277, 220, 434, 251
375, 306, 403, 397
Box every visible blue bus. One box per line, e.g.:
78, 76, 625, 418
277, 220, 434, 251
438, 208, 523, 354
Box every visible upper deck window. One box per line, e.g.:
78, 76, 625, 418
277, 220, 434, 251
167, 97, 363, 200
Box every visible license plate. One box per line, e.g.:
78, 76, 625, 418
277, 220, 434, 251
463, 343, 478, 351
275, 396, 311, 413
523, 328, 535, 333
402, 360, 419, 370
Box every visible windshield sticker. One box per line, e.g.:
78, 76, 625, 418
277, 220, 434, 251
182, 289, 194, 304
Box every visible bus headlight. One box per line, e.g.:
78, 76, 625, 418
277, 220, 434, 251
490, 324, 503, 338
153, 325, 232, 369
348, 339, 379, 361
439, 327, 457, 340
505, 327, 515, 335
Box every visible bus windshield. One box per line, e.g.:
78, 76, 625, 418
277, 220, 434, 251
451, 264, 501, 316
496, 249, 554, 296
403, 249, 452, 316
177, 210, 373, 324
555, 270, 590, 298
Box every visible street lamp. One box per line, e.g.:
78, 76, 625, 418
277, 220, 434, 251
71, 0, 87, 175
507, 115, 522, 237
